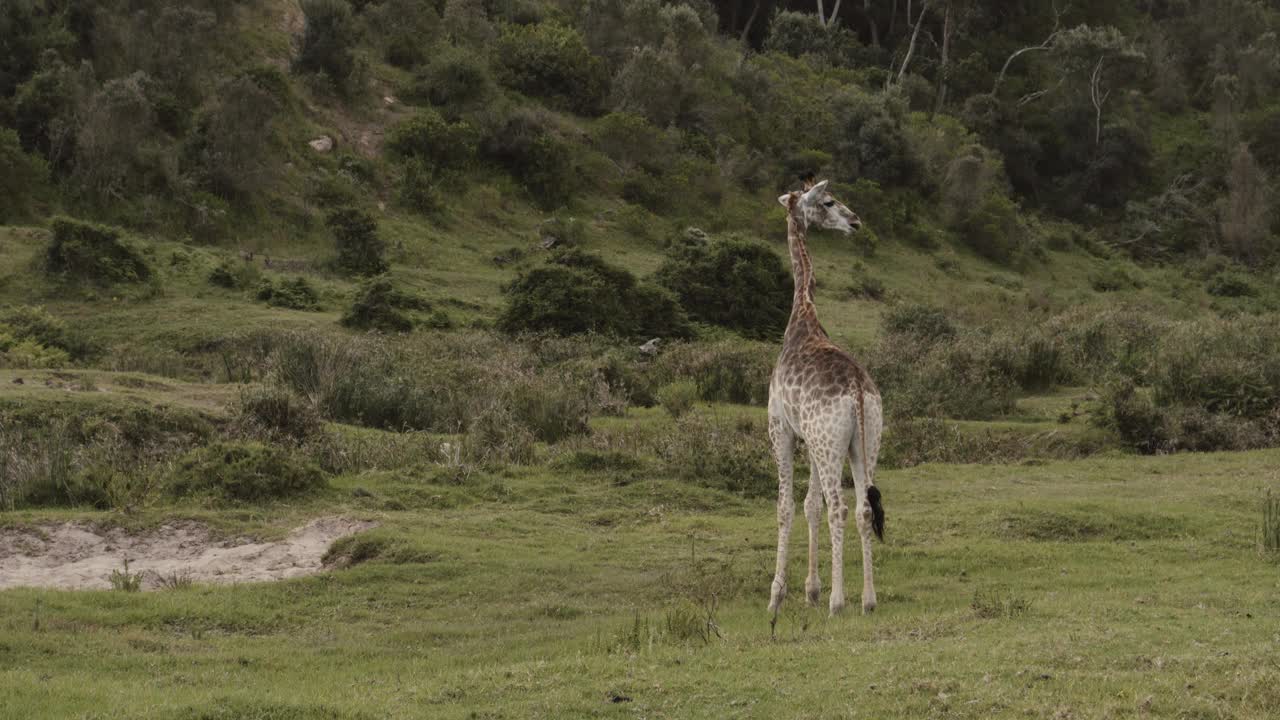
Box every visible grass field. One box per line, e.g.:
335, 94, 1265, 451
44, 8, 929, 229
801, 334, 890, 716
2, 415, 1278, 719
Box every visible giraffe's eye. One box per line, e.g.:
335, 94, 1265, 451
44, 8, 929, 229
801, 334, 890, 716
822, 201, 835, 208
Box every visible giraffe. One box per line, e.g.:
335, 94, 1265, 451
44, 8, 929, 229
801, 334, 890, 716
767, 176, 885, 627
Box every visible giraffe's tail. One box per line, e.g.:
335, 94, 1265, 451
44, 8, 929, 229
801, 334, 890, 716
867, 485, 884, 541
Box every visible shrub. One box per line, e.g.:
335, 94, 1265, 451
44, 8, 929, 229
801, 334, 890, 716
397, 158, 443, 215
495, 22, 606, 114
650, 339, 775, 406
660, 411, 774, 497
765, 11, 861, 67
327, 207, 388, 276
256, 277, 321, 310
499, 249, 691, 338
296, 0, 358, 87
656, 238, 792, 340
483, 110, 576, 209
44, 217, 152, 284
234, 386, 324, 443
208, 259, 259, 290
186, 69, 285, 204
882, 304, 956, 341
1206, 271, 1257, 297
0, 305, 93, 360
340, 275, 428, 332
868, 331, 1019, 420
656, 380, 698, 418
609, 44, 685, 128
831, 90, 922, 188
0, 127, 47, 222
169, 441, 327, 503
959, 192, 1022, 264
385, 110, 478, 172
411, 45, 494, 108
593, 112, 672, 173
1096, 381, 1169, 455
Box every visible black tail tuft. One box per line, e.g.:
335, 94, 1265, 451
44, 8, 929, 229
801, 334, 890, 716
867, 485, 885, 541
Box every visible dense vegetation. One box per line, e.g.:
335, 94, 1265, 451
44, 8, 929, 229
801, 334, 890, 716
0, 0, 1277, 476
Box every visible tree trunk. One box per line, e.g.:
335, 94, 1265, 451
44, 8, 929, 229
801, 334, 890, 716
740, 0, 762, 46
863, 0, 879, 45
896, 0, 930, 84
933, 0, 952, 114
817, 0, 827, 24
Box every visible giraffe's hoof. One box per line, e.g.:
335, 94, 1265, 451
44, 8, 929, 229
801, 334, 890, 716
862, 600, 877, 615
805, 585, 821, 607
828, 598, 846, 616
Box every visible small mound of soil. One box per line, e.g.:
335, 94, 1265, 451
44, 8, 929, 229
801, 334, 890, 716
0, 516, 376, 591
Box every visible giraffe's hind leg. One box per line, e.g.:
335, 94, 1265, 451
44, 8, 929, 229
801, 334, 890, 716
767, 413, 796, 627
850, 394, 883, 614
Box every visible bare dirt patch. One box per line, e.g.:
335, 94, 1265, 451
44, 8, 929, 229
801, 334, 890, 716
0, 516, 376, 591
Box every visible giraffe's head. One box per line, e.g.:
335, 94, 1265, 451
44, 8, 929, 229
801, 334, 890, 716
777, 175, 863, 234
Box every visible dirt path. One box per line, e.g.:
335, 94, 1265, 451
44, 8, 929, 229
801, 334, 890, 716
0, 517, 375, 591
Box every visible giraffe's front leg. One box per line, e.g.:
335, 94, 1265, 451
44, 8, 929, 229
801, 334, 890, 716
803, 460, 823, 607
767, 414, 795, 627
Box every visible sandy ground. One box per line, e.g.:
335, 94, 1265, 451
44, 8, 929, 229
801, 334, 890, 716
0, 517, 376, 591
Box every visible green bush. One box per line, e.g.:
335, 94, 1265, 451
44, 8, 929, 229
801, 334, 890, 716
327, 207, 388, 276
340, 275, 428, 332
959, 193, 1023, 264
208, 259, 259, 290
234, 386, 324, 443
660, 411, 774, 497
1206, 271, 1257, 298
656, 380, 698, 418
495, 22, 607, 114
296, 0, 358, 88
0, 305, 94, 360
869, 331, 1019, 420
483, 110, 576, 209
44, 217, 152, 284
397, 158, 444, 215
765, 10, 862, 67
256, 276, 321, 311
656, 238, 792, 340
411, 45, 494, 108
499, 249, 690, 338
169, 441, 327, 503
0, 127, 47, 222
882, 304, 956, 341
385, 110, 478, 172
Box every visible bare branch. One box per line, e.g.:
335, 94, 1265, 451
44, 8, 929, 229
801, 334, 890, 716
992, 2, 1068, 95
1090, 55, 1108, 144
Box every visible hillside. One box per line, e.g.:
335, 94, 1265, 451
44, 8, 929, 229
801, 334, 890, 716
1, 1, 1280, 717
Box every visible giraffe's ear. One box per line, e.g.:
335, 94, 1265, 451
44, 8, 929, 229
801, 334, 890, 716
800, 180, 829, 206
777, 193, 791, 208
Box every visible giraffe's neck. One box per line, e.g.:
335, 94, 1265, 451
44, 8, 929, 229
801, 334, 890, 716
783, 201, 825, 348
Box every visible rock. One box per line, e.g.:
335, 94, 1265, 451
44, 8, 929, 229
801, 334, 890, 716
681, 226, 709, 246
382, 95, 398, 106
308, 136, 334, 153
12, 378, 23, 385
639, 338, 660, 356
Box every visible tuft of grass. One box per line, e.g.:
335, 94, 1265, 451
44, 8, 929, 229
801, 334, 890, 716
109, 559, 143, 592
154, 570, 194, 590
1263, 490, 1280, 556
971, 587, 1032, 619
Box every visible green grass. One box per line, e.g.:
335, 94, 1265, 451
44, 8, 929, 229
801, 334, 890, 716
3, 439, 1280, 718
